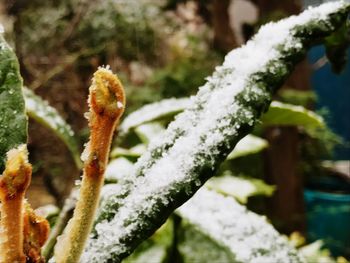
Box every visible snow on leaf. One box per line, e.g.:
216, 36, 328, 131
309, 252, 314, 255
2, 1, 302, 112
119, 98, 191, 135
80, 3, 350, 262
110, 144, 147, 159
104, 157, 134, 183
134, 122, 165, 145
177, 188, 303, 263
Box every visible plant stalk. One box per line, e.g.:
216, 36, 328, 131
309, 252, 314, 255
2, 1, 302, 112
54, 67, 125, 263
0, 145, 32, 263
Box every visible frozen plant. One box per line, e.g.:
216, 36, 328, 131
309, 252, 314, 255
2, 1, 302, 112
0, 1, 349, 263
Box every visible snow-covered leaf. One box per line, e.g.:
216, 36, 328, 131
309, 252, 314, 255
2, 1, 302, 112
110, 144, 146, 159
123, 220, 173, 263
227, 134, 268, 160
177, 189, 303, 263
178, 219, 236, 263
23, 87, 81, 168
299, 241, 336, 263
104, 157, 134, 183
134, 122, 165, 145
81, 4, 349, 261
120, 98, 191, 134
206, 172, 275, 203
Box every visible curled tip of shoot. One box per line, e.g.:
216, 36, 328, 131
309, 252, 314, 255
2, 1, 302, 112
89, 66, 125, 119
0, 144, 31, 199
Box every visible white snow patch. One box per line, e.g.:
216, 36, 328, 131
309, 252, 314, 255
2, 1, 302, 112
178, 189, 302, 262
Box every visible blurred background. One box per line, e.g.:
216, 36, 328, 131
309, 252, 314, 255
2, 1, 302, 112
0, 0, 349, 260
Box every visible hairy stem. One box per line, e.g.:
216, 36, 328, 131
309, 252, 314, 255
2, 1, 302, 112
54, 67, 125, 263
0, 145, 32, 263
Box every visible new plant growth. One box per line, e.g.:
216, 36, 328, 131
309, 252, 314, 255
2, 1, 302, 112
0, 1, 349, 263
54, 68, 125, 262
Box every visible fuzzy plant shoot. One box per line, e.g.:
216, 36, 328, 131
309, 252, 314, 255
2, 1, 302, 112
54, 67, 125, 263
0, 145, 31, 263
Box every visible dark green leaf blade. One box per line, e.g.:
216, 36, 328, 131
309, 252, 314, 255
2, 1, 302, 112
0, 33, 27, 172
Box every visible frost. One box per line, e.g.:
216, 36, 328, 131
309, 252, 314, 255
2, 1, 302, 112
177, 189, 303, 263
80, 2, 349, 262
97, 65, 112, 73
80, 142, 90, 162
117, 101, 124, 109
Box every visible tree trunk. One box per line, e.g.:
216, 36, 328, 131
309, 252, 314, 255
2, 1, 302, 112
257, 0, 309, 234
211, 0, 237, 52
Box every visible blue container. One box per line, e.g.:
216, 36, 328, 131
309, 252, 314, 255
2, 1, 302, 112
308, 46, 350, 160
304, 189, 350, 257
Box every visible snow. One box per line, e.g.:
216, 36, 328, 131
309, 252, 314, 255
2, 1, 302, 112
80, 2, 349, 262
120, 97, 191, 134
177, 188, 303, 263
104, 158, 134, 183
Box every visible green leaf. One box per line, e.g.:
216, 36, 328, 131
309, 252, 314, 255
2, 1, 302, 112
206, 172, 275, 203
278, 89, 317, 107
123, 220, 173, 263
177, 189, 302, 263
35, 204, 60, 227
124, 244, 167, 263
120, 97, 191, 134
227, 134, 268, 160
122, 98, 324, 137
23, 87, 82, 168
0, 34, 28, 172
134, 122, 165, 145
178, 219, 236, 263
104, 157, 134, 183
261, 101, 324, 130
110, 144, 146, 159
